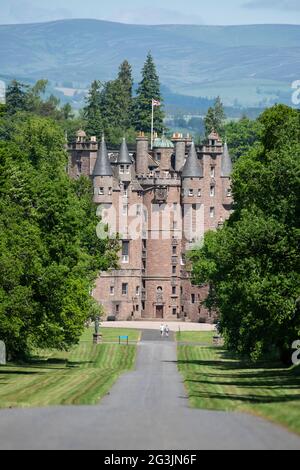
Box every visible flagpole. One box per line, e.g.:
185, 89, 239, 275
151, 100, 154, 150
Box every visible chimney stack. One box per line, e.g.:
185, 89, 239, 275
136, 132, 149, 175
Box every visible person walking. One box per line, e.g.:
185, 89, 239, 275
165, 325, 170, 338
160, 324, 165, 337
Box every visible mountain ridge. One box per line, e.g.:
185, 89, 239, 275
0, 19, 299, 106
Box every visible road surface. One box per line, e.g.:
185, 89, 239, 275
0, 330, 299, 450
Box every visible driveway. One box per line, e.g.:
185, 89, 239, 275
0, 331, 299, 450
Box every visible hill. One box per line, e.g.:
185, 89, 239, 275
0, 19, 299, 106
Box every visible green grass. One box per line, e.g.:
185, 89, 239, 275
176, 331, 215, 344
178, 345, 300, 435
0, 328, 139, 409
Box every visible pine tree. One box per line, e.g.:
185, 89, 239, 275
101, 61, 134, 133
134, 53, 164, 134
204, 96, 226, 137
83, 80, 103, 138
6, 80, 29, 115
117, 60, 134, 129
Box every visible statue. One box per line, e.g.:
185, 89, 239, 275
95, 316, 100, 335
93, 316, 102, 344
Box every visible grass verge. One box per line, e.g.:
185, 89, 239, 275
178, 344, 300, 435
176, 331, 215, 344
0, 328, 139, 409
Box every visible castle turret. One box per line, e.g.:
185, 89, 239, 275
93, 136, 113, 204
136, 133, 149, 175
181, 141, 203, 178
117, 138, 133, 182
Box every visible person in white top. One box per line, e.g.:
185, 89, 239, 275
160, 324, 165, 337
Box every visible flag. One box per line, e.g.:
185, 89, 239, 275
152, 99, 161, 107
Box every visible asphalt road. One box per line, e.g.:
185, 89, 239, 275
0, 331, 299, 450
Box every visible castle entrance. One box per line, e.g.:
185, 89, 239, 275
155, 306, 164, 319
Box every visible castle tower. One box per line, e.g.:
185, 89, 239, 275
92, 136, 113, 205
181, 141, 204, 245
152, 135, 174, 172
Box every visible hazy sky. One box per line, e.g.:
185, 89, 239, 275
0, 0, 300, 25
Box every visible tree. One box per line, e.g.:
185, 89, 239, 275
0, 114, 118, 359
190, 105, 300, 363
134, 53, 165, 134
204, 96, 226, 137
225, 117, 262, 162
83, 80, 103, 138
6, 80, 28, 115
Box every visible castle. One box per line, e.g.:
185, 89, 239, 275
68, 130, 233, 322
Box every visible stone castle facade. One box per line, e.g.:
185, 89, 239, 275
68, 130, 233, 322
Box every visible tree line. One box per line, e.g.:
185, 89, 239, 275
190, 104, 300, 364
83, 52, 165, 143
0, 86, 119, 360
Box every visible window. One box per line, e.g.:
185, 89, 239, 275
180, 286, 183, 295
189, 189, 194, 197
156, 153, 161, 162
191, 294, 195, 304
136, 204, 141, 216
136, 305, 139, 312
198, 189, 202, 197
110, 286, 114, 295
122, 205, 128, 216
157, 286, 163, 293
172, 246, 177, 255
172, 266, 176, 275
125, 165, 130, 174
99, 187, 104, 195
210, 166, 215, 178
108, 187, 112, 195
120, 165, 125, 174
210, 207, 215, 218
122, 241, 129, 263
227, 188, 232, 197
173, 221, 178, 230
136, 286, 140, 296
123, 183, 129, 196
122, 283, 128, 295
172, 286, 177, 295
210, 185, 215, 197
116, 304, 120, 314
172, 308, 177, 316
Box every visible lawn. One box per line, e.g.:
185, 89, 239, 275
176, 331, 215, 344
178, 344, 300, 435
0, 328, 139, 409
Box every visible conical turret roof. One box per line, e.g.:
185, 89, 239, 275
93, 137, 113, 177
181, 142, 203, 178
117, 138, 132, 164
221, 142, 233, 177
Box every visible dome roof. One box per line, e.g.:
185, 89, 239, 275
153, 135, 174, 149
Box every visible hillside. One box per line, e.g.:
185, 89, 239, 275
0, 19, 299, 106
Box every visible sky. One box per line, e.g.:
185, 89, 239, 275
0, 0, 300, 25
